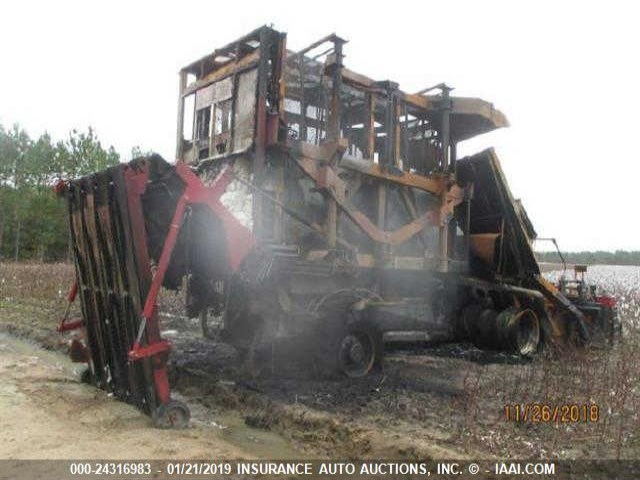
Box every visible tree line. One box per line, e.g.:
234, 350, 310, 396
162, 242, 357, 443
1, 122, 639, 265
535, 250, 640, 267
0, 123, 135, 261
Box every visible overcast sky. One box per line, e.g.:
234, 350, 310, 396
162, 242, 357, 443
1, 0, 638, 251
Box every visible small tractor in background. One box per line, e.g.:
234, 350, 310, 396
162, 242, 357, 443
535, 238, 620, 346
56, 26, 619, 427
558, 264, 620, 345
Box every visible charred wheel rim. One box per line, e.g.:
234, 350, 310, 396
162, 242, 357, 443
200, 308, 224, 340
153, 400, 191, 429
511, 309, 540, 356
338, 331, 375, 378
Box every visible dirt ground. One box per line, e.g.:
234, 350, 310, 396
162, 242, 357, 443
1, 262, 639, 461
0, 332, 259, 459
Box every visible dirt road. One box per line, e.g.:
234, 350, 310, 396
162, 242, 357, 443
0, 333, 298, 460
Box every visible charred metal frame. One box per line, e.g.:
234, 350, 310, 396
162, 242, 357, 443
172, 27, 617, 359
175, 26, 509, 275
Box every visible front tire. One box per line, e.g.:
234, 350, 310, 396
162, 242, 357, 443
337, 328, 378, 378
200, 308, 224, 340
152, 400, 191, 429
314, 318, 382, 378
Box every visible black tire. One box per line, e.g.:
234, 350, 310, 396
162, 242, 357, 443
200, 308, 224, 340
200, 309, 214, 340
314, 318, 381, 378
338, 327, 378, 378
607, 308, 622, 346
80, 367, 93, 385
152, 400, 191, 429
311, 289, 383, 378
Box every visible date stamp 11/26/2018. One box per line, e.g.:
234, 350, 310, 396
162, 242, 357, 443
504, 403, 600, 424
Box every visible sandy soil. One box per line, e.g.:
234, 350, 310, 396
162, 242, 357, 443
0, 333, 295, 460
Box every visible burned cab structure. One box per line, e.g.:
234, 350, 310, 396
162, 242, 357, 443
59, 27, 618, 426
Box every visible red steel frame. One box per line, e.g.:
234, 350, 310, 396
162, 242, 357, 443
59, 160, 254, 407
57, 281, 83, 333
125, 161, 254, 404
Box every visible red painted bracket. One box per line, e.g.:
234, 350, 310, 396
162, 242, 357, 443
174, 162, 254, 272
57, 318, 85, 333
57, 282, 85, 332
127, 162, 254, 366
128, 340, 171, 362
139, 163, 254, 325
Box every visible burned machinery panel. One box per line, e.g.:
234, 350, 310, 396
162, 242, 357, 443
175, 26, 509, 274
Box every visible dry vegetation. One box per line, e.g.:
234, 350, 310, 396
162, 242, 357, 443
0, 262, 76, 349
452, 266, 640, 458
1, 262, 639, 459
